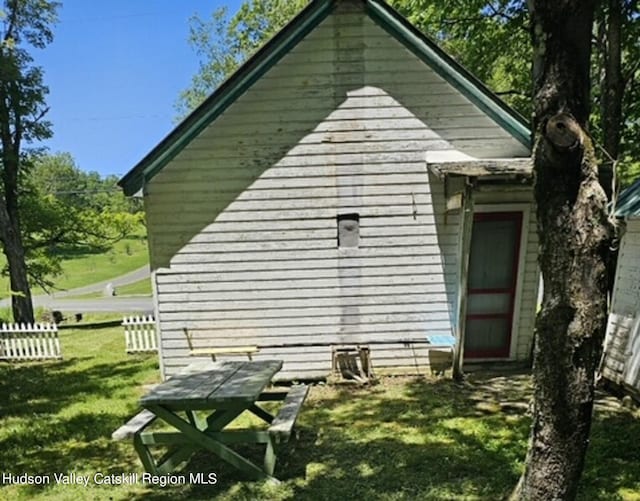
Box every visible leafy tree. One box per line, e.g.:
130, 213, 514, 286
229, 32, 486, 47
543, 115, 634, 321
392, 0, 532, 115
11, 152, 143, 292
398, 0, 640, 191
175, 0, 308, 118
29, 151, 140, 214
592, 0, 640, 192
0, 0, 58, 322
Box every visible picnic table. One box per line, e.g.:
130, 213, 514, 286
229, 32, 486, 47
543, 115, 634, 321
115, 360, 308, 481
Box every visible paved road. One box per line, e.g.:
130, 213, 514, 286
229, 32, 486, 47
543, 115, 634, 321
33, 296, 153, 313
0, 265, 153, 313
47, 265, 151, 298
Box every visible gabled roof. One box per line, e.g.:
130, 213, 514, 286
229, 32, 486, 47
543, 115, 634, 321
615, 177, 640, 217
118, 0, 531, 196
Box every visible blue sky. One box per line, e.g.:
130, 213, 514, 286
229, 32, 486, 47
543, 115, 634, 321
36, 0, 242, 178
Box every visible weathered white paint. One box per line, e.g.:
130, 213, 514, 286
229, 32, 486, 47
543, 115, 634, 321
602, 218, 640, 394
143, 3, 533, 379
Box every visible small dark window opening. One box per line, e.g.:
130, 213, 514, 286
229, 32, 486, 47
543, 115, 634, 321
337, 213, 360, 248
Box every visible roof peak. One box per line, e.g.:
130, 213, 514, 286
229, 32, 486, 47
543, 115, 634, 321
119, 0, 530, 196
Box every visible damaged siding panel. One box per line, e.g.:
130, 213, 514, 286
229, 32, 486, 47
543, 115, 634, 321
603, 219, 640, 386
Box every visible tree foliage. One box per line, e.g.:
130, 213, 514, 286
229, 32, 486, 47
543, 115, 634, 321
392, 0, 532, 116
1, 1, 144, 318
0, 0, 59, 322
8, 152, 144, 292
175, 0, 308, 118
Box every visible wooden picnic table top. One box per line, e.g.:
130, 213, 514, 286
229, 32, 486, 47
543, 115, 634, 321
140, 360, 283, 410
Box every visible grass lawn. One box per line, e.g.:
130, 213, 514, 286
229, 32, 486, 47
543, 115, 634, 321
111, 278, 152, 296
66, 278, 152, 300
1, 322, 639, 500
0, 228, 149, 299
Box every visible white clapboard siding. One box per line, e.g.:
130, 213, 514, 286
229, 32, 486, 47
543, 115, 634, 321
122, 315, 158, 354
602, 218, 640, 389
155, 264, 452, 285
0, 323, 61, 361
150, 163, 432, 184
144, 3, 533, 379
158, 293, 455, 314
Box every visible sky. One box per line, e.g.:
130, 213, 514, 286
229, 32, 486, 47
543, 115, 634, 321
35, 0, 243, 179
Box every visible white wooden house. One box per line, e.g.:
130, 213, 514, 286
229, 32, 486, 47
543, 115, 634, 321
119, 0, 539, 380
601, 179, 640, 398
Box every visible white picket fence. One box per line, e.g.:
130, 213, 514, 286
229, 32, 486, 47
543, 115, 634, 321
123, 315, 157, 353
0, 323, 62, 361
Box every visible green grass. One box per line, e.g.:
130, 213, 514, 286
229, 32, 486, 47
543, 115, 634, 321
0, 326, 638, 500
67, 278, 152, 300
114, 278, 152, 296
0, 228, 149, 299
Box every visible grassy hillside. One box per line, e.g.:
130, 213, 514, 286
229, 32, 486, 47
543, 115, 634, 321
0, 228, 149, 299
66, 277, 153, 300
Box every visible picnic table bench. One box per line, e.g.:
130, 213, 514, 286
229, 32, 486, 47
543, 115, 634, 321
112, 360, 308, 480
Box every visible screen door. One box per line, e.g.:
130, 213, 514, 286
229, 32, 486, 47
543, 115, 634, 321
464, 211, 522, 358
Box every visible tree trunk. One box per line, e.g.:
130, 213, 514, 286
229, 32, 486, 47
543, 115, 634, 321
599, 0, 623, 197
513, 1, 613, 500
0, 202, 34, 323
0, 91, 35, 324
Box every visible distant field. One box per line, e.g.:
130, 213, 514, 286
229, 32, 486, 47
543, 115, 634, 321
0, 227, 149, 299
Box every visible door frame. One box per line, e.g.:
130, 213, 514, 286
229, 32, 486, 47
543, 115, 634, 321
466, 203, 530, 360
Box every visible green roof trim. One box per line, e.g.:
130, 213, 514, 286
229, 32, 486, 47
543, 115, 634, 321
615, 178, 640, 217
119, 0, 532, 196
118, 0, 335, 196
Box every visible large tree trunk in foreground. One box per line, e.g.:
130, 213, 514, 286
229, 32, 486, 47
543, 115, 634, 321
513, 1, 613, 499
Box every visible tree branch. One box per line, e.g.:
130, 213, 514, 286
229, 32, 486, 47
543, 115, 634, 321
2, 0, 19, 43
495, 89, 528, 97
623, 58, 640, 87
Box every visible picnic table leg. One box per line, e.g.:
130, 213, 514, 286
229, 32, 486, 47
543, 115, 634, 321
248, 404, 275, 424
148, 405, 273, 480
133, 433, 160, 475
206, 408, 246, 429
154, 445, 197, 475
186, 410, 206, 430
264, 437, 276, 476
135, 430, 200, 475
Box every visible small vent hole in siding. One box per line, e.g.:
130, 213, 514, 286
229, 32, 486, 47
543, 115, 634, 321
337, 213, 360, 248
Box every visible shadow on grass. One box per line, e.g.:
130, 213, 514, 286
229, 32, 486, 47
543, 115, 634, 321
58, 320, 122, 330
124, 375, 532, 501
51, 244, 110, 259
0, 355, 158, 498
1, 362, 638, 501
126, 374, 639, 501
0, 358, 152, 418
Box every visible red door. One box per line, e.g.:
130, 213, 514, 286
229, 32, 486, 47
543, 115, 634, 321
464, 211, 522, 359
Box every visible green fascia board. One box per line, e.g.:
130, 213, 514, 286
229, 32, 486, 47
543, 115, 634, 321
118, 0, 335, 196
615, 177, 640, 217
119, 0, 532, 196
366, 0, 531, 149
